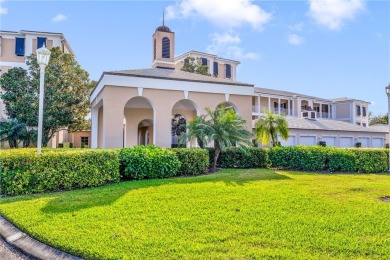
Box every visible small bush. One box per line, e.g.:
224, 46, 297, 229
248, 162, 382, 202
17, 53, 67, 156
171, 148, 209, 175
318, 141, 326, 147
0, 149, 120, 195
207, 147, 269, 169
355, 142, 362, 148
120, 146, 181, 180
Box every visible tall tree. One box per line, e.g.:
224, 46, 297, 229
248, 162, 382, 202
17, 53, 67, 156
205, 107, 252, 172
369, 113, 388, 126
181, 56, 211, 76
254, 110, 289, 147
0, 47, 94, 146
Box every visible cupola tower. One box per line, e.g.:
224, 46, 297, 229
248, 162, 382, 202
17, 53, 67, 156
152, 13, 175, 69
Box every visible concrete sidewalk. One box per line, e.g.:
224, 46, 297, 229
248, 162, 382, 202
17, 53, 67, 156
0, 236, 28, 260
0, 216, 82, 260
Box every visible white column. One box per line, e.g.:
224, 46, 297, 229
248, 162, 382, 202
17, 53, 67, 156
268, 97, 271, 112
319, 103, 322, 118
257, 95, 261, 113
292, 99, 295, 117
328, 104, 331, 119
278, 98, 281, 114
288, 99, 291, 116
91, 107, 98, 148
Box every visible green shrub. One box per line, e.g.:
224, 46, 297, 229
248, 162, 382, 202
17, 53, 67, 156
207, 147, 269, 169
171, 148, 209, 175
268, 146, 388, 173
327, 148, 356, 172
318, 141, 326, 147
120, 146, 181, 180
353, 149, 388, 173
268, 146, 327, 171
0, 148, 120, 195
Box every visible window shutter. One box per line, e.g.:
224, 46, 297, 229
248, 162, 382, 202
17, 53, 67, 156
37, 37, 47, 49
213, 62, 218, 75
225, 64, 231, 78
15, 38, 25, 56
201, 58, 207, 66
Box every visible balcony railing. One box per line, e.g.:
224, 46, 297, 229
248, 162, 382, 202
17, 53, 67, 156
315, 112, 331, 119
252, 106, 291, 115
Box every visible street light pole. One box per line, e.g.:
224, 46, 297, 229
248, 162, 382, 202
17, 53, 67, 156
386, 84, 390, 173
36, 45, 51, 154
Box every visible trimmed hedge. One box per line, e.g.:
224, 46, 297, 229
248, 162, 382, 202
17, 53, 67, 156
207, 147, 269, 169
269, 146, 388, 173
119, 146, 181, 180
170, 148, 209, 175
0, 149, 120, 195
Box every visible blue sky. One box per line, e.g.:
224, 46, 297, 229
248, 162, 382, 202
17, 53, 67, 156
1, 0, 389, 115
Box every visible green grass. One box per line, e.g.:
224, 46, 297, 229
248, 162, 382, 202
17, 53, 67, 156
1, 169, 390, 259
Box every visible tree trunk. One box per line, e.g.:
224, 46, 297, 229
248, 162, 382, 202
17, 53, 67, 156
271, 134, 276, 147
197, 139, 204, 148
212, 141, 221, 173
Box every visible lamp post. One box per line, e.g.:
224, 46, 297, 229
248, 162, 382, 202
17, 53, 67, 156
36, 44, 51, 154
386, 84, 390, 172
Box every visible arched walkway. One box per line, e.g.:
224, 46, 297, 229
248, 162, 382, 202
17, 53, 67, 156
124, 96, 155, 147
171, 99, 199, 147
217, 101, 239, 114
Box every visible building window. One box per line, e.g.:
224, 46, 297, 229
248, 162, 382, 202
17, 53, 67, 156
162, 37, 170, 58
213, 61, 218, 76
37, 37, 47, 49
201, 58, 207, 66
362, 123, 367, 127
356, 105, 361, 116
225, 64, 231, 78
153, 39, 156, 60
362, 107, 366, 117
15, 37, 25, 56
184, 57, 189, 65
81, 137, 89, 147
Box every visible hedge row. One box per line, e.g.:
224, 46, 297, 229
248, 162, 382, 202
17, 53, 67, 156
0, 147, 209, 195
0, 149, 120, 195
268, 146, 389, 173
207, 147, 269, 169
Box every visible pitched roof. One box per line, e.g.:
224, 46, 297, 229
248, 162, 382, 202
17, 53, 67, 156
104, 68, 253, 86
369, 124, 388, 132
253, 117, 386, 133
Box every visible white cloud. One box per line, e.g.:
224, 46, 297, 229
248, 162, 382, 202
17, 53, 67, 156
288, 34, 304, 45
0, 0, 8, 15
288, 22, 304, 32
308, 0, 365, 30
52, 13, 67, 23
206, 32, 258, 60
166, 0, 271, 30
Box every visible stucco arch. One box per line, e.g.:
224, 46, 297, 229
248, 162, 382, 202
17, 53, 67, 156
124, 97, 155, 147
217, 101, 239, 115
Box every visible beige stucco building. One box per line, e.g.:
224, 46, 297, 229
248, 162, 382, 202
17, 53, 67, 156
91, 23, 387, 149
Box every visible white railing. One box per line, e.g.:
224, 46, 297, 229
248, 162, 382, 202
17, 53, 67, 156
315, 112, 331, 119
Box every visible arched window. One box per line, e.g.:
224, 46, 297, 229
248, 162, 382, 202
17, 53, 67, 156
153, 39, 156, 60
162, 37, 170, 58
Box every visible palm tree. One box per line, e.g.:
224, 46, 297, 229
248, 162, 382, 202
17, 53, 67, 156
204, 107, 252, 172
254, 110, 289, 147
179, 115, 207, 148
0, 119, 27, 148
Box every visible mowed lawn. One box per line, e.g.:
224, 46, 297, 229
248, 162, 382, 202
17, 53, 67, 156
0, 169, 390, 259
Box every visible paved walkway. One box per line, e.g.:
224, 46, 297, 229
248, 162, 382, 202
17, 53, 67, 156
0, 216, 82, 260
0, 236, 28, 260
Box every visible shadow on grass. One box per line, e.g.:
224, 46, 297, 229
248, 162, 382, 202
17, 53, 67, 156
2, 169, 291, 214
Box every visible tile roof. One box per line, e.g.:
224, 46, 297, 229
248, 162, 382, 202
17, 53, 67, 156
253, 117, 387, 133
105, 68, 253, 86
286, 118, 386, 132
